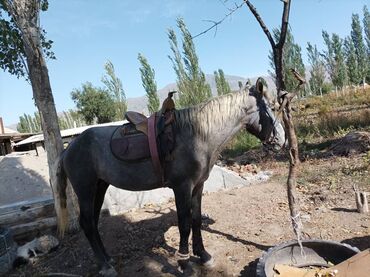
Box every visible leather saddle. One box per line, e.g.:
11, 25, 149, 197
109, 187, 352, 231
110, 92, 176, 165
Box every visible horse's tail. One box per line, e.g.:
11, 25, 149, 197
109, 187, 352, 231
52, 152, 68, 238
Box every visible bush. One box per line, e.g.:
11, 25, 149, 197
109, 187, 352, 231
222, 130, 260, 157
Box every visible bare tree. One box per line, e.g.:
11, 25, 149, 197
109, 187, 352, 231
244, 0, 304, 245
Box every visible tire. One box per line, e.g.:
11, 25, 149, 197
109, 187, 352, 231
256, 239, 360, 277
0, 227, 17, 275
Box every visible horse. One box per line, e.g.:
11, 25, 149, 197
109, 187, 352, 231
53, 78, 285, 276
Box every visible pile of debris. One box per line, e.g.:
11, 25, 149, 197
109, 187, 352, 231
330, 131, 370, 156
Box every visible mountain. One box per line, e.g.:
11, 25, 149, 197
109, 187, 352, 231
127, 74, 275, 114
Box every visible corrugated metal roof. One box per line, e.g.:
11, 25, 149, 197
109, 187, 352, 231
15, 120, 127, 146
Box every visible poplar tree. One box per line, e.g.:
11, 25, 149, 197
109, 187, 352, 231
214, 69, 231, 96
344, 36, 360, 85
268, 28, 305, 95
363, 5, 370, 81
138, 53, 160, 114
351, 13, 368, 84
322, 31, 348, 89
306, 43, 325, 95
102, 60, 127, 120
168, 18, 211, 108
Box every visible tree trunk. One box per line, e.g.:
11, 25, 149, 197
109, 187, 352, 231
8, 0, 79, 232
25, 47, 80, 232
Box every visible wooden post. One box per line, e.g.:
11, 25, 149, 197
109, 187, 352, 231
354, 185, 369, 213
0, 117, 4, 134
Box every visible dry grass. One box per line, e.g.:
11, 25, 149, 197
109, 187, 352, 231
294, 87, 370, 140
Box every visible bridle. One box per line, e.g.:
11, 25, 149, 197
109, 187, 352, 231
249, 98, 280, 146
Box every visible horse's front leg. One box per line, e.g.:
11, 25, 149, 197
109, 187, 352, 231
173, 183, 192, 268
191, 182, 214, 266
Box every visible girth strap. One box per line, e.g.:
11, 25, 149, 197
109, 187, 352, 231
147, 114, 164, 186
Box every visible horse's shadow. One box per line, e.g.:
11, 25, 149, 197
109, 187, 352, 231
13, 208, 269, 276
99, 209, 270, 276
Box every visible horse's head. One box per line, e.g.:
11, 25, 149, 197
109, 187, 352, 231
243, 78, 286, 151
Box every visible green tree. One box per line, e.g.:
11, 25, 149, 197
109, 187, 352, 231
138, 53, 160, 114
322, 31, 348, 89
344, 36, 360, 85
101, 60, 127, 120
351, 13, 368, 84
17, 112, 42, 133
363, 5, 370, 81
306, 42, 326, 95
71, 82, 116, 124
58, 109, 86, 130
214, 69, 231, 96
168, 18, 211, 108
268, 28, 306, 95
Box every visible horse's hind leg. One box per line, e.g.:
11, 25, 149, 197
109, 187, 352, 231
191, 182, 213, 266
94, 180, 114, 265
94, 180, 109, 226
75, 180, 117, 276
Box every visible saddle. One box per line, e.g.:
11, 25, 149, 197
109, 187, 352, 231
110, 92, 176, 184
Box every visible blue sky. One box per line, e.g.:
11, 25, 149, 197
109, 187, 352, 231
0, 0, 368, 125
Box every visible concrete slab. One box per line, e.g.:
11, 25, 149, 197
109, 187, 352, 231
102, 165, 252, 215
0, 151, 271, 216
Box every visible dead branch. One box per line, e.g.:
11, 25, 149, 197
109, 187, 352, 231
192, 1, 245, 39
244, 0, 276, 48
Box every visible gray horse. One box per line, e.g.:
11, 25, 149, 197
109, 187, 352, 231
53, 79, 285, 276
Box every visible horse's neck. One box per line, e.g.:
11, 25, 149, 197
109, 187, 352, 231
192, 93, 254, 155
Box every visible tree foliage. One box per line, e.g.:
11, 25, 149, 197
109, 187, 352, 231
71, 82, 116, 124
58, 109, 86, 130
0, 0, 55, 79
351, 13, 368, 83
322, 31, 348, 89
17, 112, 41, 133
17, 110, 85, 132
138, 53, 160, 114
214, 69, 231, 96
306, 42, 325, 95
101, 60, 127, 120
362, 5, 370, 81
168, 18, 211, 108
344, 36, 360, 85
268, 28, 305, 95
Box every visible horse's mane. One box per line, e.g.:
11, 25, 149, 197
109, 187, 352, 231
174, 92, 252, 140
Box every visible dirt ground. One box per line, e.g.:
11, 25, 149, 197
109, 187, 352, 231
8, 145, 370, 277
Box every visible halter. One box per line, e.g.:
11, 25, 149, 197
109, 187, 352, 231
246, 98, 280, 146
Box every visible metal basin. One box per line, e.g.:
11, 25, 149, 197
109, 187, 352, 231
256, 239, 359, 277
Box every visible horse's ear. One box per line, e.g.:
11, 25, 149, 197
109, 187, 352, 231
256, 77, 267, 96
255, 77, 265, 95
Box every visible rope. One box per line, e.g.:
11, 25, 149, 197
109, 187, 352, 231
291, 213, 306, 258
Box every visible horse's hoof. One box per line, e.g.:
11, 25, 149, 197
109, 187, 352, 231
176, 251, 190, 271
202, 256, 215, 268
196, 250, 214, 267
99, 266, 118, 277
108, 257, 116, 266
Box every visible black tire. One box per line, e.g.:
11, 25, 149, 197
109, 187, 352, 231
256, 239, 359, 277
